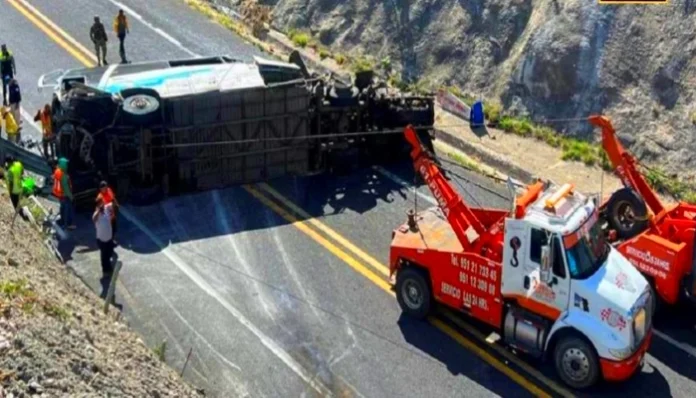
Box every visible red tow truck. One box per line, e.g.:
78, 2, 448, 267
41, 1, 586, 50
389, 125, 654, 389
590, 115, 696, 307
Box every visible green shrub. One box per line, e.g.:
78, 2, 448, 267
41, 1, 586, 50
291, 32, 310, 48
484, 101, 503, 124
380, 57, 392, 72
334, 53, 347, 65
319, 49, 330, 60
351, 56, 375, 73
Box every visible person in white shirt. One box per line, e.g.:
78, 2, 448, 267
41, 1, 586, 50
93, 197, 115, 277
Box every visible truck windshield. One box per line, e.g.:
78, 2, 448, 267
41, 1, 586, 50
563, 217, 609, 279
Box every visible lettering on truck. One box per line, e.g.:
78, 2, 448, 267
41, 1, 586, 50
450, 253, 499, 309
419, 165, 450, 217
625, 246, 671, 279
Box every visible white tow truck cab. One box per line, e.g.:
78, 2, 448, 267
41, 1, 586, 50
500, 182, 653, 387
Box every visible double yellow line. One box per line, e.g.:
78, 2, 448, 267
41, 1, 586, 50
248, 184, 571, 398
10, 0, 572, 396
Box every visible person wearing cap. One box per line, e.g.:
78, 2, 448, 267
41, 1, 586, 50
90, 16, 109, 66
0, 44, 16, 106
97, 181, 119, 243
93, 196, 115, 278
2, 106, 19, 143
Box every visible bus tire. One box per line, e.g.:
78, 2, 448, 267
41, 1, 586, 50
120, 88, 161, 126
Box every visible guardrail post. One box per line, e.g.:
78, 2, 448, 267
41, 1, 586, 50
104, 260, 123, 314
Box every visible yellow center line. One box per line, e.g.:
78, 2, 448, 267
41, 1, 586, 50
251, 184, 556, 398
14, 0, 98, 64
244, 185, 393, 293
259, 182, 391, 277
11, 2, 569, 396
8, 0, 95, 68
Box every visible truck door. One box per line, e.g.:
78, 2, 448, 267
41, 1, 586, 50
525, 228, 571, 318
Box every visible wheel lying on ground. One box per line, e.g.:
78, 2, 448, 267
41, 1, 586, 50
119, 88, 162, 126
553, 334, 600, 390
395, 267, 432, 320
605, 187, 648, 240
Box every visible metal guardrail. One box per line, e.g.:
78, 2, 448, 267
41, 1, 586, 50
0, 136, 54, 196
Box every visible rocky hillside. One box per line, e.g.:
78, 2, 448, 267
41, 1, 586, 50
234, 0, 696, 178
0, 188, 203, 397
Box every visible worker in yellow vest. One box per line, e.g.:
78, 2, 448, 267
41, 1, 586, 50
2, 106, 19, 143
5, 155, 24, 210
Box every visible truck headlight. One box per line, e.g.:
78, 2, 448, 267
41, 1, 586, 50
609, 347, 632, 360
633, 308, 647, 348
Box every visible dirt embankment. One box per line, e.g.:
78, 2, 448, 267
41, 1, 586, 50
0, 188, 203, 397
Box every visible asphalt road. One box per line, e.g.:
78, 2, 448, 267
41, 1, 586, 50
3, 0, 696, 397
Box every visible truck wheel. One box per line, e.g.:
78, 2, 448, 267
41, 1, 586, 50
396, 267, 431, 319
606, 188, 648, 240
120, 88, 161, 126
553, 335, 600, 390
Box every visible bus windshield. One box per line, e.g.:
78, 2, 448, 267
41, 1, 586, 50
563, 215, 609, 279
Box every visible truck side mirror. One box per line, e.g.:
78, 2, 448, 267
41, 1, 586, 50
540, 245, 552, 283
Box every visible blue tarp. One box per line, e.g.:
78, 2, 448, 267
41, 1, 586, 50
470, 101, 485, 128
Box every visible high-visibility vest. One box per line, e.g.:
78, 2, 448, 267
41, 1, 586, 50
4, 112, 18, 135
9, 161, 23, 195
114, 15, 128, 35
0, 50, 12, 63
52, 168, 64, 198
98, 187, 115, 205
40, 110, 52, 137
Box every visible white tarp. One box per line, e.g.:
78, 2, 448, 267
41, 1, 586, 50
437, 89, 470, 121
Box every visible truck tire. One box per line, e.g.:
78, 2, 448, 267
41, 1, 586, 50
553, 334, 600, 390
605, 188, 648, 240
120, 88, 162, 126
396, 267, 432, 320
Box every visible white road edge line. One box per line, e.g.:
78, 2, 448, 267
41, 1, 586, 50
119, 207, 334, 397
654, 329, 696, 358
107, 0, 201, 58
15, 0, 98, 62
372, 165, 437, 206
20, 107, 42, 135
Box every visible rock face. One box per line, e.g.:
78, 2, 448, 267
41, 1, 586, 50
242, 0, 696, 176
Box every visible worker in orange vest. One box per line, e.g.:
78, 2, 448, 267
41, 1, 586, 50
34, 104, 55, 159
52, 157, 76, 230
97, 180, 119, 243
113, 10, 129, 64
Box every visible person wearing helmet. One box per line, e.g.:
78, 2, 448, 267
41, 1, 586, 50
52, 157, 76, 230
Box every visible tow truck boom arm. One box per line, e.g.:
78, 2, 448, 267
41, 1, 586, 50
403, 125, 486, 248
589, 115, 665, 216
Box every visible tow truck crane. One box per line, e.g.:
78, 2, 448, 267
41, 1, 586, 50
389, 125, 653, 389
590, 115, 696, 307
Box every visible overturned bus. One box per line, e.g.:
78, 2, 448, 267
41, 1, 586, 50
37, 52, 434, 205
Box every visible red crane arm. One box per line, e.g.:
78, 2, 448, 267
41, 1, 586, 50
589, 115, 665, 216
403, 125, 486, 248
